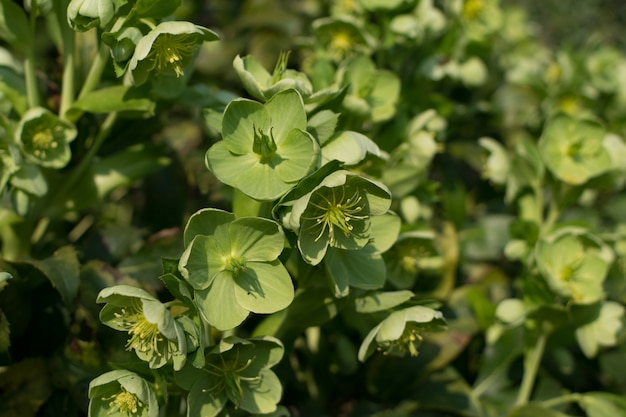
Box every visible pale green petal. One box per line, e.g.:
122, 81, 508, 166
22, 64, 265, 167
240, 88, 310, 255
234, 261, 294, 314
229, 218, 285, 261
195, 272, 249, 330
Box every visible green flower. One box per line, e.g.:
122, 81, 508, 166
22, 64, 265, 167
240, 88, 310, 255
178, 209, 294, 330
206, 89, 320, 201
384, 230, 443, 290
277, 169, 393, 265
16, 107, 76, 168
338, 53, 401, 122
233, 52, 313, 102
312, 16, 375, 61
103, 26, 143, 75
128, 21, 219, 86
357, 306, 446, 361
98, 285, 187, 369
539, 114, 611, 185
180, 336, 284, 416
535, 227, 614, 303
88, 370, 158, 417
67, 0, 119, 32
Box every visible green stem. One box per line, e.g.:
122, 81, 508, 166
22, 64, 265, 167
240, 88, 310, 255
515, 332, 547, 406
24, 1, 40, 109
540, 393, 582, 409
77, 42, 110, 100
46, 111, 118, 216
59, 31, 76, 118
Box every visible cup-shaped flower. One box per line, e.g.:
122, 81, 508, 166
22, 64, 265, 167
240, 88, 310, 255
337, 54, 401, 123
178, 209, 294, 330
127, 21, 219, 86
234, 52, 313, 102
16, 107, 76, 168
276, 169, 392, 265
88, 370, 158, 417
98, 285, 186, 369
535, 227, 614, 303
67, 0, 117, 31
180, 336, 284, 416
357, 306, 446, 362
539, 113, 611, 185
312, 16, 375, 61
206, 89, 320, 201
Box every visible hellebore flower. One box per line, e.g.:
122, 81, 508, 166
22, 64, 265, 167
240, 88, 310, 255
178, 209, 294, 330
277, 169, 393, 265
16, 107, 76, 169
127, 21, 219, 86
535, 227, 614, 303
206, 89, 320, 201
67, 0, 118, 32
178, 336, 284, 416
539, 113, 611, 185
233, 52, 313, 102
358, 305, 446, 361
98, 285, 187, 369
88, 370, 158, 417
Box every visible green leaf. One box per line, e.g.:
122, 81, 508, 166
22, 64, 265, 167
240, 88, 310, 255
10, 164, 47, 196
578, 392, 626, 417
0, 0, 32, 49
353, 290, 414, 313
27, 246, 79, 306
69, 85, 156, 116
508, 403, 573, 417
134, 0, 182, 18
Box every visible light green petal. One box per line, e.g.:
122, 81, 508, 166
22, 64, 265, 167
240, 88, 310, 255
234, 261, 294, 314
265, 89, 307, 142
221, 99, 270, 154
195, 272, 249, 330
235, 161, 294, 201
325, 247, 386, 293
357, 322, 383, 362
275, 129, 319, 183
229, 218, 285, 261
179, 235, 226, 290
238, 369, 282, 414
233, 54, 271, 101
206, 142, 260, 187
298, 225, 330, 265
187, 377, 228, 417
183, 208, 235, 247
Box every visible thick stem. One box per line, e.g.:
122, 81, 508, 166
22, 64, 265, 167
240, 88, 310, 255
24, 1, 40, 109
77, 39, 111, 100
515, 332, 547, 406
55, 0, 76, 117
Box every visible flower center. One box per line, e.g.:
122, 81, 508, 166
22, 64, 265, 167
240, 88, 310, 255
330, 31, 354, 55
224, 255, 247, 275
104, 386, 143, 416
151, 33, 198, 77
27, 127, 61, 158
463, 0, 485, 20
304, 187, 369, 246
378, 322, 423, 357
113, 299, 164, 355
252, 124, 278, 162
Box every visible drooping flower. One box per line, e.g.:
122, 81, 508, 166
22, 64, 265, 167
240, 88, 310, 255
98, 285, 187, 369
276, 169, 393, 265
178, 209, 294, 330
358, 306, 446, 361
16, 107, 76, 168
233, 52, 313, 102
67, 0, 118, 32
179, 336, 284, 417
127, 21, 219, 86
206, 89, 320, 201
88, 370, 158, 417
